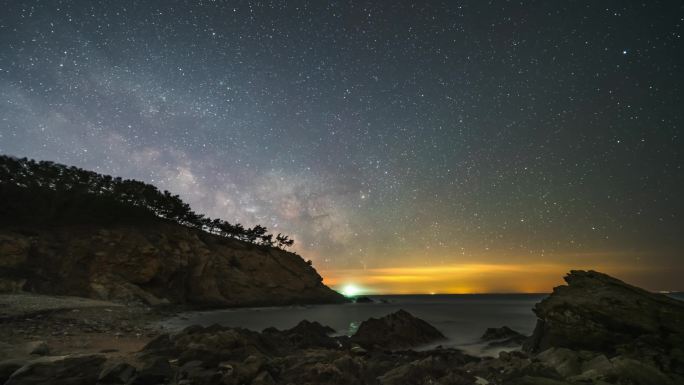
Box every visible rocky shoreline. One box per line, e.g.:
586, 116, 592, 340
0, 270, 683, 385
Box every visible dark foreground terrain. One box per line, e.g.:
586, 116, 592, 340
0, 270, 683, 385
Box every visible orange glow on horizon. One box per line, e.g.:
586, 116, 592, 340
319, 262, 654, 294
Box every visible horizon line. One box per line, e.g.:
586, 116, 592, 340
344, 290, 684, 296
349, 292, 550, 296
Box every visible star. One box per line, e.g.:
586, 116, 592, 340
0, 0, 682, 292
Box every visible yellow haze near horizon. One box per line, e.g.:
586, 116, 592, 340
320, 262, 649, 294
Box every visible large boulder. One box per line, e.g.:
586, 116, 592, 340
481, 326, 524, 342
481, 326, 527, 348
524, 270, 684, 354
139, 324, 271, 368
351, 310, 446, 350
264, 320, 339, 350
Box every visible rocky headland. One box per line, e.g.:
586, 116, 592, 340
0, 224, 344, 308
0, 155, 344, 308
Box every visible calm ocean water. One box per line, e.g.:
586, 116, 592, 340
162, 294, 544, 356
161, 293, 684, 357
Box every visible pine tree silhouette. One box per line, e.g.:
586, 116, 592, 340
0, 155, 294, 248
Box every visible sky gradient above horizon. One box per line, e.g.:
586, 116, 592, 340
1, 1, 682, 293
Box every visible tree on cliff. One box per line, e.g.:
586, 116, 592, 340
0, 155, 294, 249
276, 233, 295, 248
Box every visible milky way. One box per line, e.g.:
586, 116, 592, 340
1, 1, 682, 292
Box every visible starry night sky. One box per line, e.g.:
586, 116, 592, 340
1, 1, 683, 293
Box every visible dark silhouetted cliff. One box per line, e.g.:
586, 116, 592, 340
0, 155, 344, 307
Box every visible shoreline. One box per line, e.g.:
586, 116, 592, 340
0, 292, 356, 360
0, 292, 533, 362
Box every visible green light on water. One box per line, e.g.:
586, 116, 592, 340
341, 284, 361, 297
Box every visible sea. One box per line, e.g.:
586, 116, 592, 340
161, 293, 684, 357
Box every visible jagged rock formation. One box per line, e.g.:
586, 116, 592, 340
0, 223, 345, 308
517, 270, 684, 384
524, 270, 684, 354
350, 309, 446, 350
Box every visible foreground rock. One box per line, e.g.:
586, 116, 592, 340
378, 353, 476, 385
135, 317, 475, 385
480, 326, 527, 347
351, 309, 446, 350
525, 270, 684, 354
522, 270, 684, 383
466, 347, 684, 385
0, 224, 345, 308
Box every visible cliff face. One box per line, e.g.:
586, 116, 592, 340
0, 223, 345, 308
